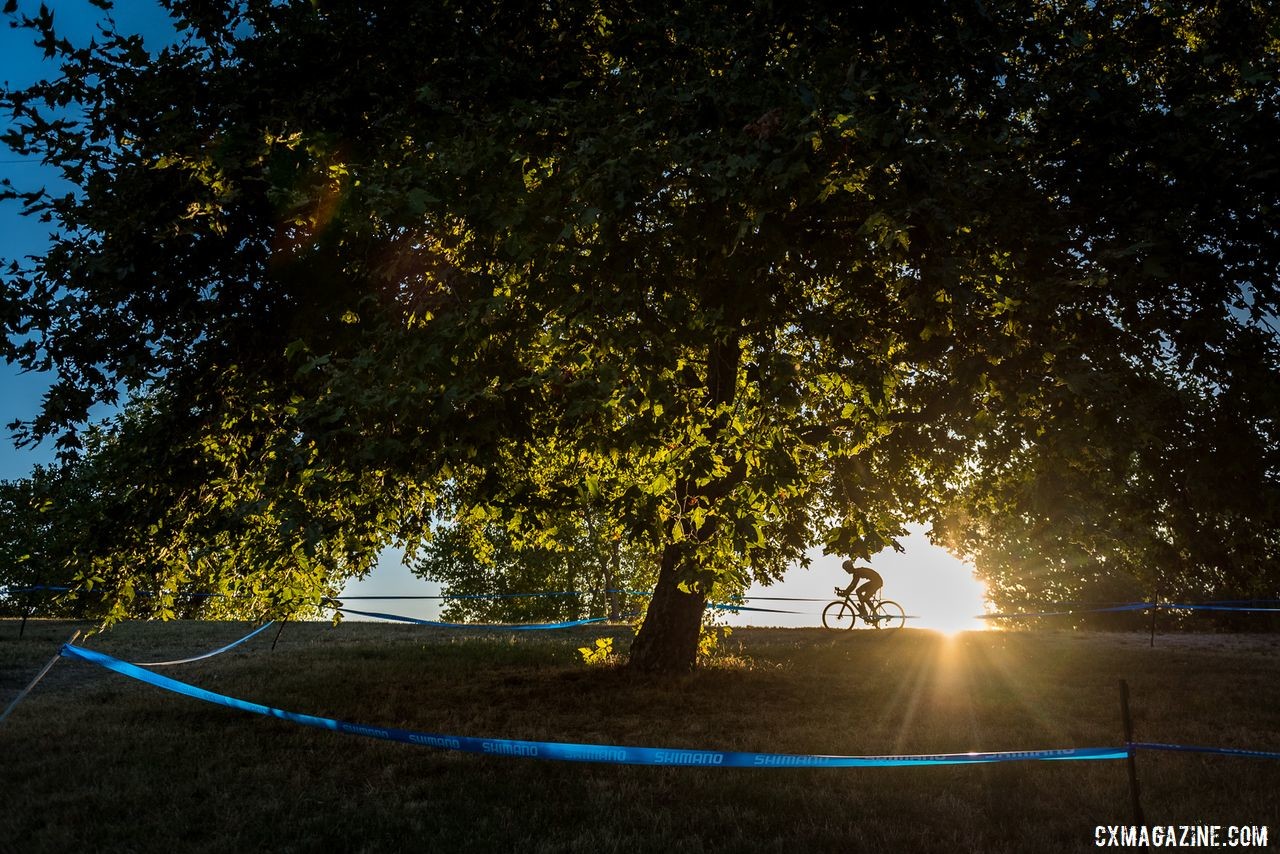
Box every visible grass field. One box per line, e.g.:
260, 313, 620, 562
2, 620, 1278, 853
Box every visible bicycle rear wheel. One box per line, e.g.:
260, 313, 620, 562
873, 600, 906, 632
822, 600, 857, 630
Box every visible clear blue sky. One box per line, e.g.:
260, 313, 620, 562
1, 1, 175, 480
1, 2, 989, 628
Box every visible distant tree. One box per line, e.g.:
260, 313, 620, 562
3, 1, 1278, 670
0, 474, 50, 617
0, 422, 281, 621
0, 454, 173, 620
935, 360, 1280, 614
415, 509, 657, 624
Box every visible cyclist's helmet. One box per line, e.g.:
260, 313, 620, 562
841, 559, 856, 574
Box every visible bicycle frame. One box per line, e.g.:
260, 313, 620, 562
841, 591, 880, 619
823, 590, 905, 632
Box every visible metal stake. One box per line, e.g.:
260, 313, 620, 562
1, 629, 82, 726
271, 619, 288, 651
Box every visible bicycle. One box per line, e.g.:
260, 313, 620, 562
822, 587, 906, 632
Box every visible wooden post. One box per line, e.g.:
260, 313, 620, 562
1148, 593, 1158, 648
1119, 679, 1147, 833
19, 590, 33, 639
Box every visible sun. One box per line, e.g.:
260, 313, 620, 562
921, 609, 989, 638
864, 525, 989, 636
722, 525, 991, 632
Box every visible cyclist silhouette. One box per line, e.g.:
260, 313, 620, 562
838, 559, 883, 611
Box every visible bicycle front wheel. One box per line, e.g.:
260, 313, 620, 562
822, 600, 858, 630
873, 600, 906, 632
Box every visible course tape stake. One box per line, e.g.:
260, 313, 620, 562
1, 630, 80, 726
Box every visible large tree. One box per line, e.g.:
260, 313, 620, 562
3, 1, 1278, 670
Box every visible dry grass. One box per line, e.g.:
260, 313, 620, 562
2, 620, 1278, 853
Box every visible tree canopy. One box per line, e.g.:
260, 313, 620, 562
3, 0, 1278, 669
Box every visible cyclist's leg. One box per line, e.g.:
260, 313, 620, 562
855, 579, 882, 610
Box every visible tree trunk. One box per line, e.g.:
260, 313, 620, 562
628, 324, 740, 673
628, 543, 706, 673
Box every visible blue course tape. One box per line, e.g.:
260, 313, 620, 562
338, 602, 810, 622
5, 585, 227, 600
335, 607, 610, 631
1131, 742, 1280, 761
980, 604, 1152, 619
441, 591, 584, 600
59, 643, 1127, 767
11, 584, 1280, 611
726, 597, 830, 603
332, 592, 585, 601
133, 622, 276, 668
707, 603, 808, 615
1158, 604, 1280, 613
979, 601, 1280, 619
9, 586, 584, 602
